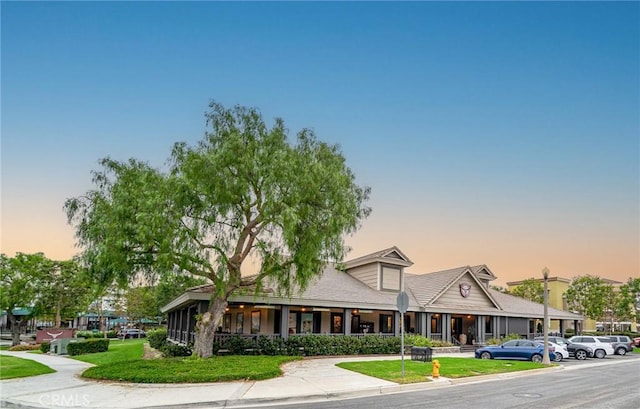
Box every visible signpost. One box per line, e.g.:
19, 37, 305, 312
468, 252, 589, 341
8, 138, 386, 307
397, 291, 409, 377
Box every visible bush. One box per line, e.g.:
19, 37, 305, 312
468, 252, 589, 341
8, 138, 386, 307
76, 331, 104, 339
160, 343, 192, 357
67, 339, 110, 356
9, 344, 40, 351
147, 329, 168, 350
40, 342, 51, 353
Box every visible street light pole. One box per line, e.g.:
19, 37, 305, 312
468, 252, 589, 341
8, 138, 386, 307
542, 267, 550, 365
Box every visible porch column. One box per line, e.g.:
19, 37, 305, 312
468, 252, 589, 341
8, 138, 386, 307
344, 309, 352, 335
185, 308, 191, 343
559, 319, 565, 336
442, 313, 451, 343
493, 316, 500, 339
425, 313, 432, 338
476, 315, 484, 344
394, 311, 401, 336
420, 313, 428, 338
280, 305, 289, 340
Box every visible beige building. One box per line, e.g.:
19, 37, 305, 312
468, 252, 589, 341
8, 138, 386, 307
507, 276, 636, 333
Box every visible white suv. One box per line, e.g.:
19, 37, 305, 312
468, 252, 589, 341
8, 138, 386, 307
568, 336, 615, 359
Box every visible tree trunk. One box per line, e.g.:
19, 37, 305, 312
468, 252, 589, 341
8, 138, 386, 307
8, 313, 21, 346
193, 296, 227, 358
55, 300, 62, 329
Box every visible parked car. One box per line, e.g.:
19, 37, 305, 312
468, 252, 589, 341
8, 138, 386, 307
548, 341, 569, 362
633, 336, 640, 348
118, 329, 146, 339
534, 336, 570, 347
567, 336, 614, 359
475, 339, 556, 363
567, 342, 593, 360
607, 336, 634, 355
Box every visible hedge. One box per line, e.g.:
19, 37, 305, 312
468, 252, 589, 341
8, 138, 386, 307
67, 339, 110, 356
213, 335, 402, 356
8, 344, 40, 351
75, 330, 118, 339
40, 342, 51, 353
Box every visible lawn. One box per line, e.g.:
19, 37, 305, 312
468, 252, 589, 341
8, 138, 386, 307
337, 357, 550, 384
70, 338, 145, 365
0, 355, 56, 380
70, 338, 299, 383
82, 355, 299, 383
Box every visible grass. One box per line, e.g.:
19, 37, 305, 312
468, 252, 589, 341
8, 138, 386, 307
337, 357, 550, 384
0, 355, 56, 380
82, 355, 300, 383
70, 338, 299, 383
70, 338, 145, 365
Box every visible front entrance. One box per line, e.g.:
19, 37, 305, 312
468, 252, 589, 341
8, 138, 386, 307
451, 314, 476, 345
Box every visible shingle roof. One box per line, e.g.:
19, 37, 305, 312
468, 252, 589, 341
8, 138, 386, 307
404, 266, 469, 305
488, 288, 581, 320
259, 265, 421, 309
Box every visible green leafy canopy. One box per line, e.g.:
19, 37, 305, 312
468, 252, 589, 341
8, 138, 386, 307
65, 101, 371, 302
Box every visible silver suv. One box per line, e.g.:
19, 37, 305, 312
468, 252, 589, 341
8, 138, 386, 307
568, 336, 615, 359
607, 335, 634, 355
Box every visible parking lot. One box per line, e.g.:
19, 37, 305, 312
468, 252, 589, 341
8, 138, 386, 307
559, 351, 639, 366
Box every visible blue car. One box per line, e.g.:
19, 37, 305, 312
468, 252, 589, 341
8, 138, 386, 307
475, 339, 556, 363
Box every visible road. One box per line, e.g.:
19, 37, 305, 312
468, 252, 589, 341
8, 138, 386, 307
245, 359, 639, 409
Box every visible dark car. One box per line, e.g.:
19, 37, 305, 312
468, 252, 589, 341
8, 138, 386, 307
567, 342, 593, 360
607, 336, 634, 355
118, 329, 146, 339
475, 339, 556, 363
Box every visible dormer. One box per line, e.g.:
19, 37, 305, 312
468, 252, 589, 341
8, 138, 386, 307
470, 265, 497, 289
344, 246, 413, 291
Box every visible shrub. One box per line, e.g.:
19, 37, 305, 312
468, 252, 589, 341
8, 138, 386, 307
67, 339, 110, 356
160, 343, 192, 357
40, 342, 51, 353
405, 334, 433, 347
9, 344, 40, 351
106, 330, 118, 339
147, 329, 168, 350
76, 331, 104, 339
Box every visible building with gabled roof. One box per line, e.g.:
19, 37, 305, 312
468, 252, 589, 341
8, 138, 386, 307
162, 247, 583, 346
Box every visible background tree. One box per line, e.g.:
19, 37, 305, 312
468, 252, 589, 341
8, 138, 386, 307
65, 101, 371, 357
124, 286, 157, 335
0, 253, 51, 345
510, 278, 544, 303
565, 275, 609, 324
154, 272, 206, 319
490, 285, 510, 294
41, 258, 94, 328
615, 277, 640, 327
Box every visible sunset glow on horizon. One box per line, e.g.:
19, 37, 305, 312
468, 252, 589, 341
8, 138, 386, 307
2, 2, 638, 287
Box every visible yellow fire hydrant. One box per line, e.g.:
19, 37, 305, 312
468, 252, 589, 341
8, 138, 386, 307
432, 359, 441, 379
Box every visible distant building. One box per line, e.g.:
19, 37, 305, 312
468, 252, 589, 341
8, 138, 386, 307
507, 276, 636, 333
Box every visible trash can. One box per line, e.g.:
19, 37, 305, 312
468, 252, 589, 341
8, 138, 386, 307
410, 346, 432, 362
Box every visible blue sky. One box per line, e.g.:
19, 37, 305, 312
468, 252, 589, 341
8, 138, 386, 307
2, 1, 638, 285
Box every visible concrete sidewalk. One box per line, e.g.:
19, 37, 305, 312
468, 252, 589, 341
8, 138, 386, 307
1, 350, 544, 409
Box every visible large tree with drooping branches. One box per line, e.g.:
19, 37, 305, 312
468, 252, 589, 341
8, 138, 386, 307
65, 101, 371, 357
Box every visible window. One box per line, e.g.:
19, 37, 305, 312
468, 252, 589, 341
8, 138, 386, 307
485, 316, 492, 333
223, 314, 231, 333
431, 314, 441, 333
236, 313, 244, 334
380, 314, 394, 333
331, 313, 343, 334
251, 311, 261, 334
381, 266, 401, 291
301, 313, 314, 334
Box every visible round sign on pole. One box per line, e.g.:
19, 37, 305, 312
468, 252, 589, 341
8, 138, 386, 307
396, 291, 409, 313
